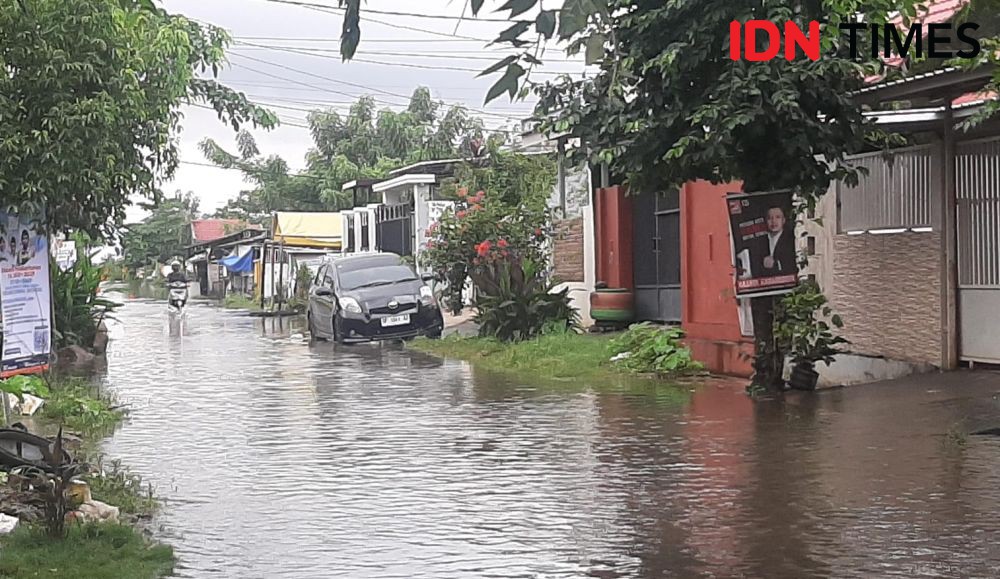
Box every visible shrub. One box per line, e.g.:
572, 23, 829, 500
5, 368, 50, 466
774, 279, 849, 368
471, 259, 579, 342
294, 264, 312, 300
51, 240, 122, 350
41, 378, 124, 437
421, 187, 551, 314
609, 323, 702, 375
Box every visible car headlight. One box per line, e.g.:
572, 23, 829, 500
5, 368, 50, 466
338, 297, 363, 314
419, 285, 436, 306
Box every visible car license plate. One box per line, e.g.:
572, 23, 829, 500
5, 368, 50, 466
381, 314, 410, 327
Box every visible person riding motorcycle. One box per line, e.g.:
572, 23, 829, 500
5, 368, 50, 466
166, 261, 188, 284
166, 261, 189, 311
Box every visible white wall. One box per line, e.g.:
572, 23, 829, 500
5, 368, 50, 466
553, 198, 596, 327
341, 211, 354, 252
366, 204, 380, 251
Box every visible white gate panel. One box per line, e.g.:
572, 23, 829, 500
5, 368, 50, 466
957, 137, 1000, 363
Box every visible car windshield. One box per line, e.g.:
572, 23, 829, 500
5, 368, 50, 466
338, 265, 418, 290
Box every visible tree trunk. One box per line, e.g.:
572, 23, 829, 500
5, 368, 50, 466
750, 295, 785, 392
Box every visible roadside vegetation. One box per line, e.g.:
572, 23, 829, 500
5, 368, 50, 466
1, 375, 171, 578
0, 524, 173, 579
222, 293, 261, 311
411, 323, 703, 386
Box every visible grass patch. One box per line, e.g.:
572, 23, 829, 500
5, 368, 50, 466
0, 523, 173, 579
410, 332, 658, 384
411, 332, 614, 381
222, 293, 261, 311
40, 378, 124, 438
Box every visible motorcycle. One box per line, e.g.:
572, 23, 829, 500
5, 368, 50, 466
167, 280, 189, 317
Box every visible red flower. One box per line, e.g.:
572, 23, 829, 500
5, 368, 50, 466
475, 190, 485, 201
497, 239, 508, 248
476, 240, 492, 257
471, 204, 482, 211
534, 228, 543, 237
426, 240, 435, 248
456, 210, 467, 219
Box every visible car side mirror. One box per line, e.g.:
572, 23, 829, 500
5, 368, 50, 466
314, 287, 333, 297
421, 273, 435, 283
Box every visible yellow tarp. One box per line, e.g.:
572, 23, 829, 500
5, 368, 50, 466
272, 212, 343, 249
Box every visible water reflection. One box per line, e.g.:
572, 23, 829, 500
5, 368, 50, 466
99, 299, 1000, 578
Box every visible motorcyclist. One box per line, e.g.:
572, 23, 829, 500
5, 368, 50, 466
166, 261, 188, 284
166, 261, 188, 310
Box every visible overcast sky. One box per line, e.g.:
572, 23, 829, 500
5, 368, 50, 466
135, 0, 582, 223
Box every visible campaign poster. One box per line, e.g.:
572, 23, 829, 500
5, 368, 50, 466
727, 190, 799, 298
0, 211, 52, 377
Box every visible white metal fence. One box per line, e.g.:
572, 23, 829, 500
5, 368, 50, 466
957, 137, 1000, 288
838, 145, 939, 232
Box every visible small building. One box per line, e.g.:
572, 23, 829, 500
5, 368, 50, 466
187, 227, 266, 297
370, 159, 461, 271
260, 212, 344, 306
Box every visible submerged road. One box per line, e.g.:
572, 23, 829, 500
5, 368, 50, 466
100, 297, 1000, 578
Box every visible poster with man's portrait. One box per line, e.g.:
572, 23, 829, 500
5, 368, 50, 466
727, 190, 799, 298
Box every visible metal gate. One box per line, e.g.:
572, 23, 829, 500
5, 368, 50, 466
632, 190, 681, 322
375, 203, 413, 257
957, 137, 1000, 363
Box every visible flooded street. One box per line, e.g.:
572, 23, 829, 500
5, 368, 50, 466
99, 298, 1000, 578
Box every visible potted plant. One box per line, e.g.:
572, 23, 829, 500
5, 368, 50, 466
774, 280, 849, 391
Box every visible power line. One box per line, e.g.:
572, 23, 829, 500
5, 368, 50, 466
227, 53, 525, 120
242, 93, 536, 115
191, 87, 519, 135
235, 42, 583, 63
222, 78, 534, 94
266, 0, 496, 43
190, 103, 311, 129
350, 56, 574, 76
234, 36, 489, 43
263, 0, 513, 23
231, 44, 578, 76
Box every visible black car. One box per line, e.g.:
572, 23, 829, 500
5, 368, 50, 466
307, 253, 444, 344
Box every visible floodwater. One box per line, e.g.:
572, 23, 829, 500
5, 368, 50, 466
99, 297, 1000, 578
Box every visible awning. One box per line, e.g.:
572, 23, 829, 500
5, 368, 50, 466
220, 251, 254, 273
272, 212, 343, 249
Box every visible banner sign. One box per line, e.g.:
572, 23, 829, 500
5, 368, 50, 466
727, 190, 799, 298
52, 237, 77, 272
0, 212, 52, 377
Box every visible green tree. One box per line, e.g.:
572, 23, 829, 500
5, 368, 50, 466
0, 0, 276, 238
201, 88, 493, 216
121, 193, 200, 272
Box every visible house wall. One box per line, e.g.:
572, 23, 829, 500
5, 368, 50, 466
553, 200, 596, 327
553, 217, 585, 283
594, 186, 633, 289
680, 180, 754, 377
806, 180, 946, 368
829, 232, 943, 366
